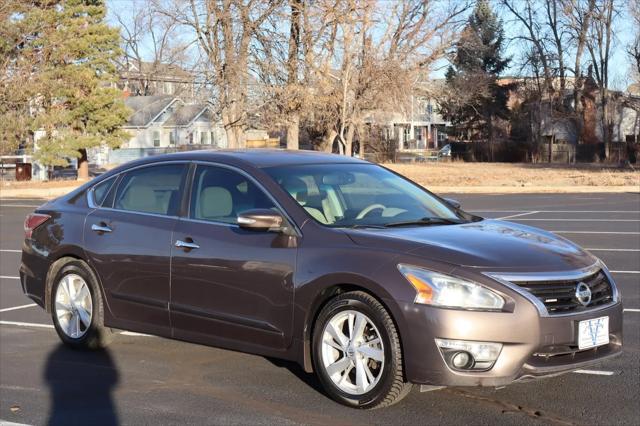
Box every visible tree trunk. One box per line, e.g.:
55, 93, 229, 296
345, 124, 355, 156
77, 148, 89, 180
286, 115, 300, 150
358, 124, 365, 158
320, 129, 337, 152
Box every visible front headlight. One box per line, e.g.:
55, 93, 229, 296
398, 264, 505, 310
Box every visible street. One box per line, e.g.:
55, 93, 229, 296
1, 193, 639, 425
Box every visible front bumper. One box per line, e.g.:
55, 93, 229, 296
391, 299, 623, 387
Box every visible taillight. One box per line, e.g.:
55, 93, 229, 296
24, 213, 51, 239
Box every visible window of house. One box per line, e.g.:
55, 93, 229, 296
403, 126, 411, 141
201, 131, 208, 144
210, 131, 216, 146
169, 132, 176, 145
189, 133, 194, 144
153, 131, 160, 147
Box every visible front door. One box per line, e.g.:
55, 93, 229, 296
83, 163, 188, 334
170, 164, 297, 351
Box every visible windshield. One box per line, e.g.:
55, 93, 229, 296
265, 163, 465, 228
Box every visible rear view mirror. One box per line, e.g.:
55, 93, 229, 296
238, 209, 284, 232
322, 172, 356, 186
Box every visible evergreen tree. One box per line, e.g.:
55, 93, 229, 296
440, 0, 511, 157
1, 0, 129, 179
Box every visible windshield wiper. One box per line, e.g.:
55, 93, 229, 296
382, 217, 465, 228
342, 224, 387, 229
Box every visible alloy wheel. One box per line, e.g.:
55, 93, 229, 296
320, 309, 385, 395
54, 273, 93, 339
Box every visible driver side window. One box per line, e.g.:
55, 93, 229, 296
190, 165, 276, 224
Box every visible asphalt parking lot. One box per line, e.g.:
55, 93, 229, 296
1, 193, 639, 425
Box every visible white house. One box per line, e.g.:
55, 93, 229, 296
91, 95, 227, 165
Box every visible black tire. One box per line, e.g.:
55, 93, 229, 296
50, 258, 114, 350
312, 291, 412, 409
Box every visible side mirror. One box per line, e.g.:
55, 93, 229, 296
443, 198, 461, 210
238, 209, 284, 232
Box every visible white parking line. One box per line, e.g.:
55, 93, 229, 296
624, 309, 640, 312
0, 320, 152, 337
120, 331, 152, 337
0, 249, 21, 253
0, 304, 36, 313
497, 211, 538, 220
0, 276, 19, 280
572, 369, 616, 376
0, 204, 39, 208
0, 419, 33, 426
0, 320, 53, 329
609, 270, 640, 274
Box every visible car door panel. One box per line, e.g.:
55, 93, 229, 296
170, 164, 296, 350
84, 209, 176, 331
82, 162, 187, 333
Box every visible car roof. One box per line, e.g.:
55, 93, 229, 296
116, 149, 370, 170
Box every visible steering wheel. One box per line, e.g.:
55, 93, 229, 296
356, 203, 386, 219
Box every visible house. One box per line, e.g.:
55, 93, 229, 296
116, 61, 203, 99
363, 79, 451, 154
89, 95, 227, 165
533, 78, 640, 162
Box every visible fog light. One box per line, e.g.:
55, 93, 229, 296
435, 338, 502, 371
451, 351, 473, 369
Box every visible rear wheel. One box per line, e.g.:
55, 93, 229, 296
50, 259, 113, 350
312, 291, 412, 409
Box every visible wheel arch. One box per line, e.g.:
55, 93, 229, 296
300, 281, 406, 374
44, 250, 106, 315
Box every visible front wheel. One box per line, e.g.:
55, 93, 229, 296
312, 291, 412, 409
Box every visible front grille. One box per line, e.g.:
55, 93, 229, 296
512, 270, 614, 315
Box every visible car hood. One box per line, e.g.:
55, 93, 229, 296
345, 219, 597, 270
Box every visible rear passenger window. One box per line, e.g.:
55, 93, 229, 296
114, 164, 186, 215
190, 165, 276, 224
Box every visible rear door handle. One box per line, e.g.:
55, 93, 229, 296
91, 223, 112, 233
175, 240, 200, 250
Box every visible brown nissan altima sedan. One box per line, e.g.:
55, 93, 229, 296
20, 150, 622, 408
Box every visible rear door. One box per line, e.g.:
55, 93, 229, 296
83, 162, 188, 333
170, 163, 297, 350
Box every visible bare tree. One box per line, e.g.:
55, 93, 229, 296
159, 0, 283, 148
313, 0, 469, 155
628, 0, 640, 80
586, 0, 617, 157
563, 0, 597, 145
113, 1, 192, 97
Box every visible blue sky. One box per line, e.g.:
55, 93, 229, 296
106, 0, 636, 91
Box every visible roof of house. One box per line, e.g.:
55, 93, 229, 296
164, 104, 215, 127
124, 95, 177, 127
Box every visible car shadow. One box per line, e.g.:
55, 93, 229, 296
264, 357, 326, 396
44, 343, 119, 426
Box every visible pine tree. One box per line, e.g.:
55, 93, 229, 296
440, 0, 511, 158
2, 0, 129, 179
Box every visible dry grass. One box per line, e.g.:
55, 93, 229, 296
1, 162, 639, 199
385, 162, 640, 189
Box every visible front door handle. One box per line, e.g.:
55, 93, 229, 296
91, 223, 112, 233
175, 239, 200, 250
